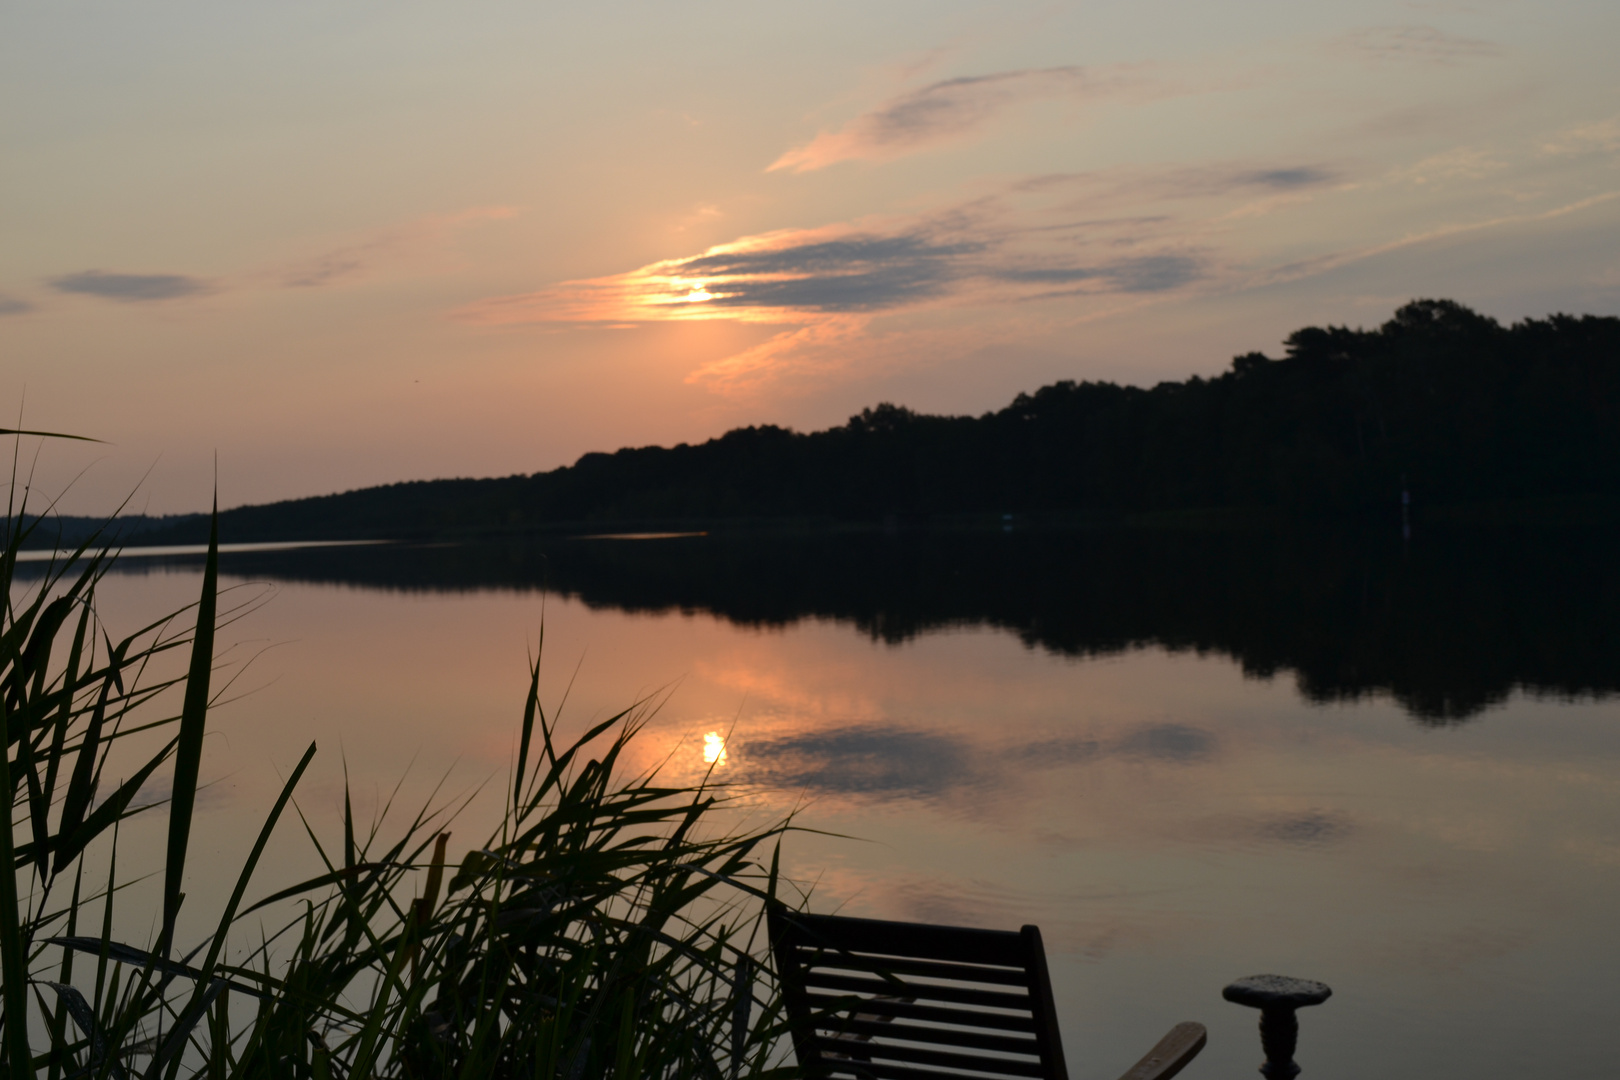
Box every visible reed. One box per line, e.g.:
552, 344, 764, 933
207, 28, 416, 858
1, 434, 801, 1079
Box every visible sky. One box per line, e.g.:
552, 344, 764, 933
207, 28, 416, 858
4, 0, 1619, 514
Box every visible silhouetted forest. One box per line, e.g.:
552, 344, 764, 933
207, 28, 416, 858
26, 299, 1620, 546
59, 521, 1620, 723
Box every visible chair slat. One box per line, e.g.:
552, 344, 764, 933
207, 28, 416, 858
771, 909, 1065, 1080
775, 909, 1205, 1080
816, 1063, 1008, 1080
812, 1037, 1046, 1077
804, 971, 1034, 1010
800, 950, 1031, 986
804, 993, 1038, 1033
814, 1017, 1040, 1055
777, 913, 1027, 967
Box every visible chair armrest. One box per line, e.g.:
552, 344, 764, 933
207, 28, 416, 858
1114, 1021, 1208, 1080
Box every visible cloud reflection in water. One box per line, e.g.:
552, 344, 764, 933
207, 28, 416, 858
735, 721, 1217, 802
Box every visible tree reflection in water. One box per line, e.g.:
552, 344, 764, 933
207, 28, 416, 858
73, 521, 1620, 724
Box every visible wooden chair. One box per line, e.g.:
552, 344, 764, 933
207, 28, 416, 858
769, 910, 1206, 1080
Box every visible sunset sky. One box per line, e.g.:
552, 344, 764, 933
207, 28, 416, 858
6, 1, 1619, 514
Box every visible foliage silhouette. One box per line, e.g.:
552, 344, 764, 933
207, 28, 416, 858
94, 517, 1620, 725
3, 465, 798, 1077
103, 300, 1620, 544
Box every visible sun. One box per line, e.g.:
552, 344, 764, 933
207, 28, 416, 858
681, 285, 714, 303
702, 731, 728, 766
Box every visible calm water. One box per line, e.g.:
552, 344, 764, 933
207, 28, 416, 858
63, 525, 1620, 1080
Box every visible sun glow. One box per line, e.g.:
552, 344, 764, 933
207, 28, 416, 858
452, 231, 847, 327
702, 731, 728, 766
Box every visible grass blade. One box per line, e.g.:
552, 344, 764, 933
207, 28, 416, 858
46, 737, 177, 871
199, 741, 316, 977
147, 977, 226, 1078
514, 645, 542, 815
39, 982, 127, 1080
160, 500, 218, 956
0, 428, 105, 443
0, 699, 37, 1079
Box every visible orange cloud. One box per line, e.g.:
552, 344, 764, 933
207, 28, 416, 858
684, 316, 874, 396
446, 157, 1400, 397
453, 223, 995, 327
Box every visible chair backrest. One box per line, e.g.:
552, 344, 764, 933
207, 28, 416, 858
768, 909, 1069, 1080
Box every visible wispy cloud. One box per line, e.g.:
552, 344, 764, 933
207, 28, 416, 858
1336, 24, 1502, 65
282, 250, 373, 289
994, 254, 1204, 293
770, 66, 1135, 173
0, 294, 34, 316
457, 153, 1619, 399
1228, 167, 1338, 190
47, 270, 209, 302
35, 206, 519, 312
1020, 162, 1340, 205
1542, 115, 1620, 156
1251, 189, 1620, 287
455, 219, 1210, 330
1389, 146, 1504, 185
455, 157, 1354, 395
273, 205, 519, 289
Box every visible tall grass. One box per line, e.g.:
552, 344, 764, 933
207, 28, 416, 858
1, 438, 801, 1078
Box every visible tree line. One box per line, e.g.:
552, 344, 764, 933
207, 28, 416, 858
120, 299, 1620, 542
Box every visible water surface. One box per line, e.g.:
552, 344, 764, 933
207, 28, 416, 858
70, 525, 1620, 1080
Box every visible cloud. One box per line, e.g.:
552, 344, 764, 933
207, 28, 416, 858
678, 233, 987, 311
770, 66, 1124, 173
1389, 147, 1504, 185
738, 726, 980, 799
453, 158, 1363, 394
1114, 722, 1215, 763
0, 294, 34, 316
48, 270, 209, 302
684, 315, 875, 394
1151, 165, 1340, 197
274, 205, 519, 289
732, 720, 1217, 803
457, 155, 1343, 336
1542, 115, 1620, 156
1185, 807, 1355, 852
456, 217, 1209, 332
283, 252, 369, 289
996, 254, 1204, 294
1024, 163, 1340, 204
1254, 189, 1620, 289
1255, 809, 1351, 845
1235, 167, 1336, 189
452, 153, 1387, 399
1337, 24, 1502, 65
28, 207, 516, 308
1002, 735, 1102, 766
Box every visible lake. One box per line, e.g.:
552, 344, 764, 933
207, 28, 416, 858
59, 523, 1620, 1080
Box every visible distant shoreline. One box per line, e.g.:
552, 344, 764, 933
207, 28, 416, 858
15, 491, 1615, 557
11, 538, 387, 562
